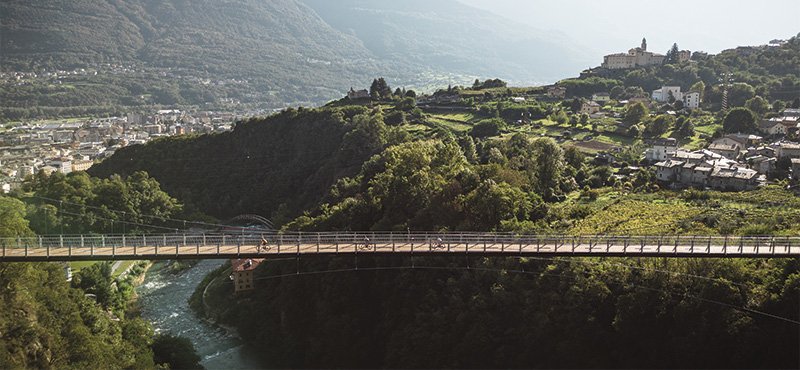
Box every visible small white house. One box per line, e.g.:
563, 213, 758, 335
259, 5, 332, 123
682, 91, 700, 108
652, 86, 682, 102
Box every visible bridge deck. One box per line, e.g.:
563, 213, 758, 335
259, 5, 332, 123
1, 233, 798, 261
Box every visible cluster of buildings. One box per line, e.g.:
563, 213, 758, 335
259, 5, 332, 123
758, 108, 800, 136
0, 110, 257, 193
651, 131, 800, 191
651, 86, 700, 108
601, 38, 689, 70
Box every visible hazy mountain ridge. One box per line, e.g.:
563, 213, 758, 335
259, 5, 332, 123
301, 0, 594, 85
2, 0, 591, 98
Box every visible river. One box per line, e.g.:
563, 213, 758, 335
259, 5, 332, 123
135, 259, 263, 369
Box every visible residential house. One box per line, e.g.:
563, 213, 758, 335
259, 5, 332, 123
759, 118, 787, 136
792, 158, 800, 180
72, 160, 93, 172
644, 138, 679, 162
231, 258, 264, 292
682, 91, 700, 108
580, 101, 601, 115
725, 133, 762, 148
591, 92, 611, 103
783, 108, 800, 118
594, 151, 616, 165
47, 159, 72, 175
708, 167, 759, 191
652, 86, 682, 103
777, 142, 800, 158
707, 143, 740, 160
347, 87, 369, 101
627, 97, 651, 106
710, 134, 759, 154
748, 155, 776, 174
547, 86, 567, 99
655, 159, 682, 182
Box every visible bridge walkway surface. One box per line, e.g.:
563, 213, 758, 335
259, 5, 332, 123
2, 233, 799, 261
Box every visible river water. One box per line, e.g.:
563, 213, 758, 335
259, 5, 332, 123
135, 259, 263, 369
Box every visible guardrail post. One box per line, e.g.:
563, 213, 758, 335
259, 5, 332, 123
43, 237, 48, 258
278, 234, 282, 254
298, 232, 301, 253
691, 235, 695, 254
317, 233, 321, 253
66, 235, 70, 257
771, 236, 775, 255
20, 237, 25, 257
723, 235, 728, 255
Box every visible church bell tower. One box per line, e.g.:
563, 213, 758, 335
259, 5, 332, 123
641, 38, 647, 51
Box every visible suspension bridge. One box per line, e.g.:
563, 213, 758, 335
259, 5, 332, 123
1, 232, 798, 262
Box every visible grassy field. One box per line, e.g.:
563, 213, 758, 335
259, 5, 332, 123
694, 124, 721, 136
70, 260, 139, 276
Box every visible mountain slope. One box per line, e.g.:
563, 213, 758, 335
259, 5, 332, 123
1, 0, 593, 117
1, 0, 384, 109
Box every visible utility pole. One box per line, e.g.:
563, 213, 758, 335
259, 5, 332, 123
719, 72, 733, 111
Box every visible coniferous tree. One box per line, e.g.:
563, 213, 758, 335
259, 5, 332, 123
666, 43, 680, 64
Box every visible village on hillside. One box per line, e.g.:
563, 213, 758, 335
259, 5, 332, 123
3, 37, 799, 195
0, 110, 263, 192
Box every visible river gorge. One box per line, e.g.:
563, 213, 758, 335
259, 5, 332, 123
135, 259, 262, 369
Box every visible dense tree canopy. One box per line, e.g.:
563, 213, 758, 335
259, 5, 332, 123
722, 107, 758, 134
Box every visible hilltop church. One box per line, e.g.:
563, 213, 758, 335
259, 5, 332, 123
601, 38, 667, 69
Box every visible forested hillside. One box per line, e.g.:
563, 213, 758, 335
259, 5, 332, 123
0, 196, 196, 369
89, 105, 407, 222
194, 254, 799, 368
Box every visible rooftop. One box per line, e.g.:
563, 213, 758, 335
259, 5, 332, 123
232, 258, 264, 272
